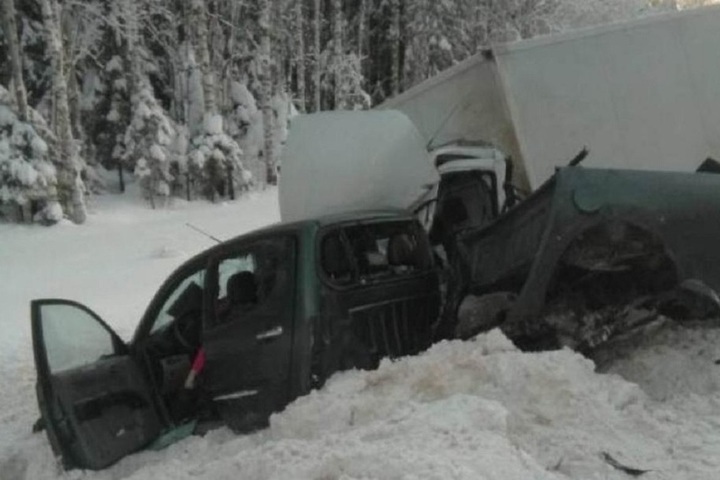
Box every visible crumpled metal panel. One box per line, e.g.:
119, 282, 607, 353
461, 167, 720, 326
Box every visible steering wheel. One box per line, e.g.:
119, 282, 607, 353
171, 311, 200, 352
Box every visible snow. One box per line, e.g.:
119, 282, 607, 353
149, 145, 166, 163
203, 115, 224, 136
438, 37, 451, 51
2, 188, 720, 479
106, 56, 123, 73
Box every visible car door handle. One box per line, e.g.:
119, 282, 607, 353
256, 326, 283, 340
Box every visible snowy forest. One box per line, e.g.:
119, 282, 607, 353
0, 0, 712, 225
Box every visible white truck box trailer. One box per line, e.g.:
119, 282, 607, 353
378, 6, 720, 190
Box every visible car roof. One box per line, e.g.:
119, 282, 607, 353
186, 209, 414, 263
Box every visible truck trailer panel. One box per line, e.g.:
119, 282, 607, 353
380, 6, 720, 190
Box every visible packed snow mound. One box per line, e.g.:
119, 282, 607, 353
604, 323, 720, 401
58, 326, 714, 480
260, 330, 658, 479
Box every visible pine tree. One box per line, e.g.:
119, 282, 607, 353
123, 80, 176, 208
225, 80, 264, 186
187, 113, 251, 202
0, 86, 61, 224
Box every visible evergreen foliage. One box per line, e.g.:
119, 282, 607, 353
124, 81, 176, 207
0, 86, 61, 223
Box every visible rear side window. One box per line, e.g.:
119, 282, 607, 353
320, 220, 432, 286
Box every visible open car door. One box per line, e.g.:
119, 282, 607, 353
32, 299, 162, 470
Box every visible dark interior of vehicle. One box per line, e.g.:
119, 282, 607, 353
430, 171, 498, 250
138, 280, 208, 424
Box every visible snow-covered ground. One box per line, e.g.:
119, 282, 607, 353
2, 188, 720, 479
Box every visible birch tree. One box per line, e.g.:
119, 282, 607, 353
313, 0, 322, 111
389, 0, 401, 96
1, 0, 28, 122
259, 0, 276, 184
190, 0, 217, 116
331, 0, 343, 108
357, 0, 367, 74
294, 0, 307, 112
39, 0, 87, 224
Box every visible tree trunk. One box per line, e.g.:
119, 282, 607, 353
332, 0, 343, 109
295, 0, 306, 112
191, 0, 216, 115
390, 0, 401, 96
259, 0, 275, 185
1, 0, 28, 122
313, 0, 321, 111
40, 0, 86, 224
61, 7, 82, 139
118, 163, 125, 193
124, 0, 141, 93
357, 0, 366, 66
220, 0, 240, 112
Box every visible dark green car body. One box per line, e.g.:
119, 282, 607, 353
32, 211, 440, 470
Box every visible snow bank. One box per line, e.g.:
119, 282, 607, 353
606, 323, 720, 400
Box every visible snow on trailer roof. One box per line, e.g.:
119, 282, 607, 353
279, 110, 438, 223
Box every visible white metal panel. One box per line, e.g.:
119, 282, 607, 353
496, 7, 720, 188
278, 110, 438, 222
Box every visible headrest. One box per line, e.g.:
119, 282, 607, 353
388, 233, 417, 267
226, 271, 258, 305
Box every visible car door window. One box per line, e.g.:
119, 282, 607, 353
150, 269, 205, 334
212, 237, 294, 326
38, 303, 119, 373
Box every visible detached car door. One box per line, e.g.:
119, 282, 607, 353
32, 299, 162, 470
202, 235, 297, 432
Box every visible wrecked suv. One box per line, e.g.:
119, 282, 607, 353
32, 212, 439, 470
